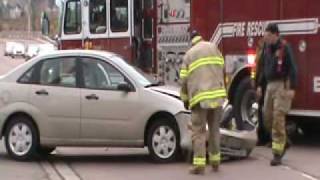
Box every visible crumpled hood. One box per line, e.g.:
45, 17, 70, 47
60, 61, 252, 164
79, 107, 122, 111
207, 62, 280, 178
148, 85, 181, 99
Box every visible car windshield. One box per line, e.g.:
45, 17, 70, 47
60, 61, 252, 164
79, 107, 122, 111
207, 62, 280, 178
111, 56, 157, 87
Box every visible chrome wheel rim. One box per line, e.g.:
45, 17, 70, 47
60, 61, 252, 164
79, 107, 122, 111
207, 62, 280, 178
9, 123, 32, 156
152, 125, 176, 159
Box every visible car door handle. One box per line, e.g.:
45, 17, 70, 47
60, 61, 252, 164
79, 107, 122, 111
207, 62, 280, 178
85, 94, 99, 100
35, 89, 48, 96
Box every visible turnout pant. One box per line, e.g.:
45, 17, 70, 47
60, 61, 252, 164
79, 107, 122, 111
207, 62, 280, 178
191, 105, 222, 167
263, 81, 293, 155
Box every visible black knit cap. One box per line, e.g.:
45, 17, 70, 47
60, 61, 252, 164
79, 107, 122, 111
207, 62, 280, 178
265, 23, 279, 34
190, 30, 200, 39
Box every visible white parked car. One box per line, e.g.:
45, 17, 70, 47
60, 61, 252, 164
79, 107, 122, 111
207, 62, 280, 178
4, 42, 17, 56
12, 43, 25, 58
25, 44, 40, 60
0, 50, 189, 162
0, 50, 256, 162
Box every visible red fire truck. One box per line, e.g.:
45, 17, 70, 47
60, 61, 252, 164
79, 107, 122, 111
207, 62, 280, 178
56, 0, 320, 134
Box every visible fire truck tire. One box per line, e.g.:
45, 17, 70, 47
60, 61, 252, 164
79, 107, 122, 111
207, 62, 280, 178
220, 104, 234, 129
147, 118, 181, 163
233, 76, 257, 131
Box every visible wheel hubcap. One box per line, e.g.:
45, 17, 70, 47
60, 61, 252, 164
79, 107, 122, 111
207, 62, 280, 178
9, 123, 32, 156
152, 126, 176, 159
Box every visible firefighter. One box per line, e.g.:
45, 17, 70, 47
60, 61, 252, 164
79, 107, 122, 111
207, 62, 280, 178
256, 23, 297, 166
254, 39, 271, 146
179, 30, 227, 174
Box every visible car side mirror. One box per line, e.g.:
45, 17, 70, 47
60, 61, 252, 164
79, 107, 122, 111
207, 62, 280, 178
117, 83, 132, 92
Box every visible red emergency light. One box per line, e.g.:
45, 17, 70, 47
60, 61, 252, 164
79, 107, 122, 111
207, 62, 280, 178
247, 49, 256, 67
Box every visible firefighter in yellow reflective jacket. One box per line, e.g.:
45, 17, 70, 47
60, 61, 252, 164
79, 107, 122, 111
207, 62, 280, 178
179, 30, 227, 175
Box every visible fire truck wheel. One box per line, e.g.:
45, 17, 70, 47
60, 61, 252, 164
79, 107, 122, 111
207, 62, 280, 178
233, 76, 258, 131
147, 118, 181, 163
220, 104, 234, 129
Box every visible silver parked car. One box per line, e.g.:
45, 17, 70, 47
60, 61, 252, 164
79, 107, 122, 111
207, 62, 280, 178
0, 50, 257, 162
0, 50, 191, 162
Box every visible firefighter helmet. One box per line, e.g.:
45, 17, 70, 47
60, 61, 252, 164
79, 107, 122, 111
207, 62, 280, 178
190, 30, 203, 45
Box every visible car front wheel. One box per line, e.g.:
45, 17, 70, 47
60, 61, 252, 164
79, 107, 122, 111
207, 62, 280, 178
147, 118, 180, 163
4, 116, 39, 161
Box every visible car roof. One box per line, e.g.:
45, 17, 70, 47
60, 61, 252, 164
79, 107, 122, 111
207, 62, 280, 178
37, 50, 117, 60
1, 50, 122, 83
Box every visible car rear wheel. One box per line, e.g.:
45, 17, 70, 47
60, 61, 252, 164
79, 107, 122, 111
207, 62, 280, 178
147, 118, 180, 163
4, 116, 39, 161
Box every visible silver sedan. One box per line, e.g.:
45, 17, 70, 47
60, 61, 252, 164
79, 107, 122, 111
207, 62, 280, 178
0, 50, 191, 162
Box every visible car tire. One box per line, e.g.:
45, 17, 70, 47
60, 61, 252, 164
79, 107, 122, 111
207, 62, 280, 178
38, 146, 55, 156
4, 116, 39, 161
233, 76, 257, 130
147, 118, 181, 163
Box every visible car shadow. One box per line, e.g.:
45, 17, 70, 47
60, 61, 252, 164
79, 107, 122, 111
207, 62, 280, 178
42, 151, 258, 166
46, 153, 153, 164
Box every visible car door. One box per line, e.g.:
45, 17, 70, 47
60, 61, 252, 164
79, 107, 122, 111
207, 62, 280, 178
79, 57, 140, 141
29, 56, 81, 140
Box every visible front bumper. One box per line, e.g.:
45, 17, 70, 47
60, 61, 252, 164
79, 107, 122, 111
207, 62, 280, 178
175, 111, 257, 158
175, 112, 192, 150
0, 112, 6, 140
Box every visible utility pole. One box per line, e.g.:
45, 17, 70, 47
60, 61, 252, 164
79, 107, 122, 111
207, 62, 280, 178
27, 0, 31, 38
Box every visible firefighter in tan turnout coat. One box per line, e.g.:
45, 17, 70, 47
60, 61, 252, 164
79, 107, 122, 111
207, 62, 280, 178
179, 31, 227, 175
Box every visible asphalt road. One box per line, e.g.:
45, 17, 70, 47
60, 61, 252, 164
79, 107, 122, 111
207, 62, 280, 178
0, 39, 320, 180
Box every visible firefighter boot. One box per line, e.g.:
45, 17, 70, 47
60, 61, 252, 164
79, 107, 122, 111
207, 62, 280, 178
270, 154, 282, 166
211, 164, 219, 172
189, 166, 205, 175
281, 140, 292, 158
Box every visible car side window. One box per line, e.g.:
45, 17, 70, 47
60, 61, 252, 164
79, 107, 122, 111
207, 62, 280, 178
18, 67, 36, 84
81, 58, 126, 90
40, 58, 77, 87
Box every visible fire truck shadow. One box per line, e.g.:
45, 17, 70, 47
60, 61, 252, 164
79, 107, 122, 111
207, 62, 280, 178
291, 132, 320, 148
